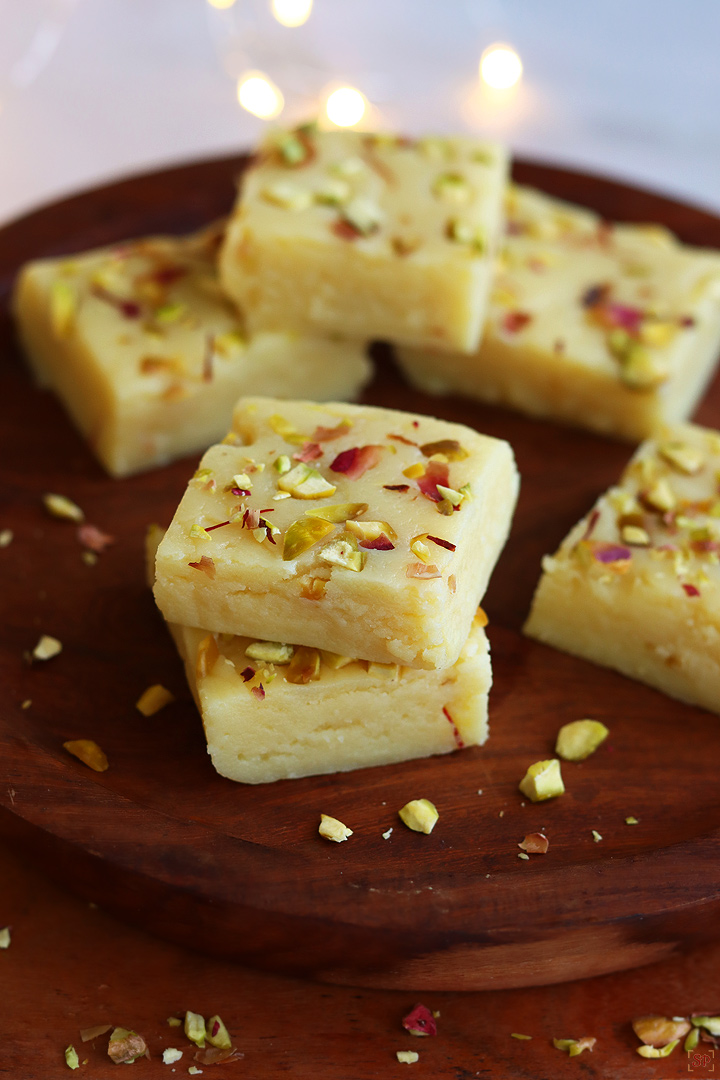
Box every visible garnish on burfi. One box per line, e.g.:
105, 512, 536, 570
395, 185, 720, 441
219, 126, 508, 354
13, 223, 371, 477
525, 423, 720, 713
153, 397, 519, 669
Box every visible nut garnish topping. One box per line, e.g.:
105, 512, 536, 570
43, 493, 84, 522
659, 441, 705, 474
555, 719, 609, 761
245, 641, 294, 665
398, 799, 439, 834
518, 760, 565, 802
63, 739, 109, 772
32, 634, 62, 661
319, 814, 353, 842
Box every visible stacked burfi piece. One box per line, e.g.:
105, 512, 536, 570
151, 397, 519, 782
396, 185, 720, 442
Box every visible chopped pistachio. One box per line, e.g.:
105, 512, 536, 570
319, 536, 365, 572
65, 1045, 80, 1070
107, 1028, 148, 1065
283, 517, 336, 561
555, 719, 609, 761
330, 155, 367, 177
435, 484, 464, 507
621, 524, 650, 546
275, 131, 309, 165
274, 455, 292, 475
63, 739, 109, 772
341, 196, 383, 236
188, 1069, 203, 1076
420, 439, 468, 461
396, 1050, 419, 1064
644, 477, 676, 512
155, 302, 184, 323
167, 1017, 182, 1028
691, 1016, 720, 1036
33, 634, 62, 661
261, 181, 313, 211
51, 279, 77, 337
382, 828, 393, 839
190, 523, 211, 541
659, 441, 705, 474
410, 538, 432, 563
184, 1011, 206, 1048
518, 852, 530, 860
398, 799, 439, 835
245, 641, 294, 665
320, 650, 355, 670
0, 927, 10, 949
0, 529, 13, 547
206, 1016, 232, 1050
315, 178, 351, 205
639, 320, 677, 347
633, 1015, 690, 1046
232, 472, 252, 489
345, 519, 397, 542
273, 491, 292, 500
162, 1048, 183, 1064
510, 1033, 532, 1040
432, 172, 471, 203
553, 1037, 596, 1057
620, 346, 667, 389
625, 816, 639, 825
446, 219, 485, 252
636, 1039, 679, 1058
43, 493, 84, 523
592, 830, 603, 843
305, 502, 368, 523
685, 1027, 700, 1052
135, 684, 174, 716
285, 646, 321, 684
518, 759, 565, 802
319, 814, 353, 842
278, 464, 337, 499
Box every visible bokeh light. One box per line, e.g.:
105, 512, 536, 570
479, 44, 523, 90
206, 0, 237, 10
237, 72, 284, 119
325, 87, 367, 128
271, 0, 313, 28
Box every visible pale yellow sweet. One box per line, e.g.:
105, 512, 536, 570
219, 127, 508, 354
166, 615, 491, 784
13, 224, 371, 477
525, 423, 720, 713
396, 185, 720, 442
153, 397, 519, 669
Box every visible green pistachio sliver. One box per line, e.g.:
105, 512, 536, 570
319, 536, 365, 572
447, 218, 485, 252
206, 1015, 232, 1050
65, 1045, 80, 1070
555, 719, 609, 761
692, 1016, 720, 1036
685, 1027, 700, 1051
245, 641, 294, 665
278, 464, 337, 499
432, 171, 471, 203
398, 798, 439, 834
283, 517, 336, 561
305, 502, 369, 524
636, 1039, 679, 1058
50, 280, 77, 337
274, 455, 292, 475
315, 178, 351, 206
420, 439, 469, 461
620, 345, 667, 389
155, 301, 184, 323
341, 196, 383, 236
184, 1011, 206, 1049
436, 484, 464, 507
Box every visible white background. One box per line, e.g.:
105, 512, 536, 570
1, 0, 719, 227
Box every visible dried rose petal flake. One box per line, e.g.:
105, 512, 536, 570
402, 1004, 437, 1037
518, 832, 549, 854
77, 524, 114, 553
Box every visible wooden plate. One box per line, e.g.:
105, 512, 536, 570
2, 156, 720, 992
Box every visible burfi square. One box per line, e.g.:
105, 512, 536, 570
167, 615, 491, 784
525, 423, 720, 713
153, 397, 519, 669
395, 185, 720, 442
219, 127, 508, 354
13, 224, 371, 477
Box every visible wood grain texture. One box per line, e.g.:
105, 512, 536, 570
2, 156, 720, 992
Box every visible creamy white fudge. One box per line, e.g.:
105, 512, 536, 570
153, 397, 519, 669
167, 615, 491, 784
525, 423, 720, 713
396, 185, 720, 442
14, 225, 371, 477
219, 127, 508, 354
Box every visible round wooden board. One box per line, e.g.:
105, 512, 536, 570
2, 156, 720, 993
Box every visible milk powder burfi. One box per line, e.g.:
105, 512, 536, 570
153, 397, 519, 669
525, 423, 720, 713
167, 615, 491, 784
219, 127, 508, 354
396, 186, 720, 441
14, 225, 371, 476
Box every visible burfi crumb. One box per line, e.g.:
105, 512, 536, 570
319, 814, 353, 842
0, 529, 13, 547
398, 799, 439, 834
553, 1036, 596, 1056
382, 828, 393, 840
32, 634, 62, 661
21, 699, 32, 709
167, 1018, 182, 1028
0, 927, 11, 949
43, 493, 84, 522
135, 684, 175, 716
396, 1050, 419, 1064
63, 739, 109, 773
163, 1048, 183, 1065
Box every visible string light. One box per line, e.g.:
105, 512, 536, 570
237, 72, 284, 119
271, 0, 313, 27
479, 44, 523, 90
325, 87, 367, 128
